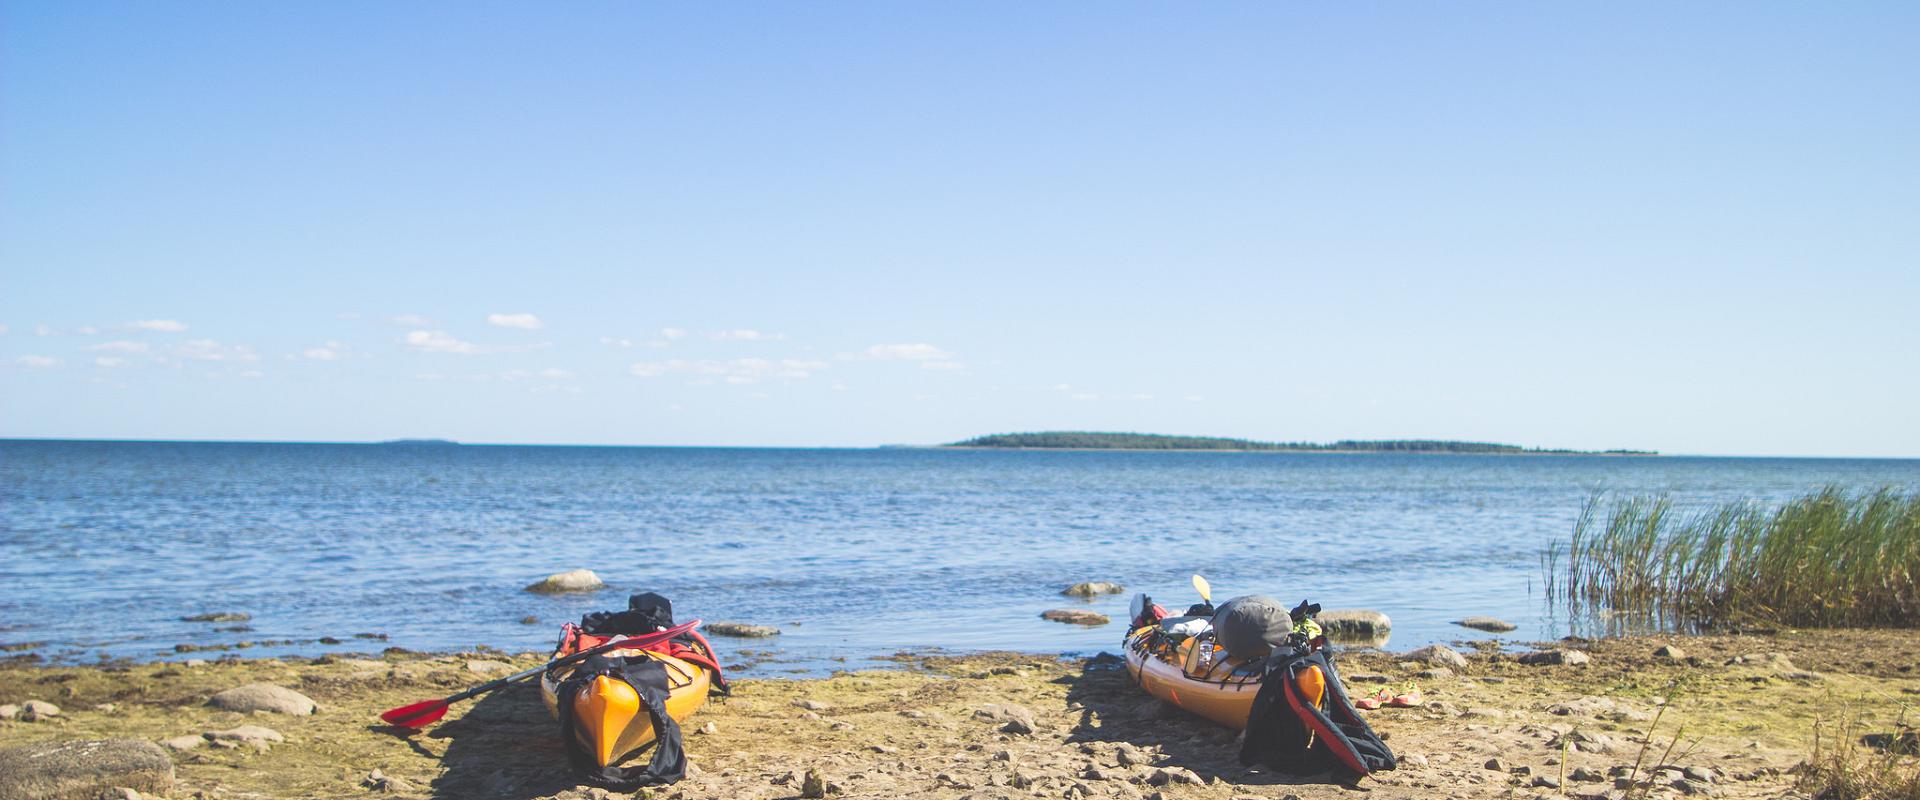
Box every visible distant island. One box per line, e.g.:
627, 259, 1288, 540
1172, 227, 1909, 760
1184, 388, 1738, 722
946, 432, 1654, 455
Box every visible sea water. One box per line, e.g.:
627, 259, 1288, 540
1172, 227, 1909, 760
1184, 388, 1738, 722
2, 440, 1914, 673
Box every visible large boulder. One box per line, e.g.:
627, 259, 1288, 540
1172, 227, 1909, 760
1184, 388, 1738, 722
523, 569, 605, 594
0, 739, 175, 800
1399, 644, 1470, 670
207, 683, 317, 715
1061, 581, 1126, 597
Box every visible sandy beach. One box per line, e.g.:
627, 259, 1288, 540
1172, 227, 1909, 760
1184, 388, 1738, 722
4, 629, 1913, 799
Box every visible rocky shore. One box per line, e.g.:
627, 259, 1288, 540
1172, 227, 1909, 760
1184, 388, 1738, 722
2, 630, 1914, 799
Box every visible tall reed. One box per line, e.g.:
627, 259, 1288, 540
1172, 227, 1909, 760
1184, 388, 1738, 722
1547, 487, 1920, 629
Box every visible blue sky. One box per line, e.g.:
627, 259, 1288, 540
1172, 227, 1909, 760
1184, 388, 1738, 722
3, 3, 1916, 456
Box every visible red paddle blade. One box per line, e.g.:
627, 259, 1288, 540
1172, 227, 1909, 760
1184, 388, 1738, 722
379, 699, 450, 728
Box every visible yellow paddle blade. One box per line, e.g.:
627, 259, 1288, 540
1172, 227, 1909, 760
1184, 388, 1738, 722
1191, 574, 1212, 603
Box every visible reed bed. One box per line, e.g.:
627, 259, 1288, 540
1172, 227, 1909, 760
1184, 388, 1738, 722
1546, 487, 1920, 629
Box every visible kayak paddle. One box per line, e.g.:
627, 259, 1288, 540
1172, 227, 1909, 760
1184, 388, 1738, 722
379, 618, 701, 729
1191, 574, 1212, 605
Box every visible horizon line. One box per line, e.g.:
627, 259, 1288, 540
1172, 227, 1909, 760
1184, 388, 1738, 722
1, 435, 1914, 460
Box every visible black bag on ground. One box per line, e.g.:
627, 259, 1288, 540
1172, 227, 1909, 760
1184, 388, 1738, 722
1240, 642, 1395, 779
554, 654, 687, 789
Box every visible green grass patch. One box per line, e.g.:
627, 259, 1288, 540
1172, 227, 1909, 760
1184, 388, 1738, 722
1547, 487, 1920, 629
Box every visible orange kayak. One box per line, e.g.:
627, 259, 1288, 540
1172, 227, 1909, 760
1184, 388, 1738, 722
1123, 624, 1265, 729
540, 637, 711, 768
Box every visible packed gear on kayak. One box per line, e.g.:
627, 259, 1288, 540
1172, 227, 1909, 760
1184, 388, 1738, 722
1123, 584, 1394, 781
542, 593, 729, 789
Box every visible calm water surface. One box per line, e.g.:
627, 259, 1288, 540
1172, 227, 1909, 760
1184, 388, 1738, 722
2, 441, 1914, 673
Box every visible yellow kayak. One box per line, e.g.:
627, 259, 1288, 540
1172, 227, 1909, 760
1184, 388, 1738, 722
1123, 624, 1264, 729
540, 635, 712, 768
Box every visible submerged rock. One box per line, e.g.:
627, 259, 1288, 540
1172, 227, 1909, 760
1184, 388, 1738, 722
1061, 581, 1126, 597
207, 683, 317, 715
180, 612, 250, 623
1041, 609, 1110, 626
0, 739, 175, 800
707, 622, 781, 638
1319, 609, 1392, 636
523, 569, 605, 594
1454, 616, 1517, 633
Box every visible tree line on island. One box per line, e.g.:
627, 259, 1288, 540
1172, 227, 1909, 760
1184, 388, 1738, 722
946, 431, 1654, 455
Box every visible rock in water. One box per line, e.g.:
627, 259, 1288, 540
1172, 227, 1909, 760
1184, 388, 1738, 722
0, 739, 175, 800
1398, 644, 1469, 670
1041, 609, 1110, 626
1061, 581, 1125, 597
180, 612, 250, 623
207, 683, 318, 715
523, 569, 605, 594
1454, 616, 1517, 633
1318, 609, 1392, 636
706, 622, 781, 638
1519, 649, 1591, 666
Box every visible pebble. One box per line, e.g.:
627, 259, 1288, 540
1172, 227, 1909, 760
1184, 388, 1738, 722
800, 767, 828, 798
160, 735, 207, 751
0, 739, 175, 800
1483, 758, 1505, 772
1654, 644, 1686, 660
794, 699, 831, 711
21, 699, 61, 721
466, 659, 515, 677
364, 768, 413, 792
206, 725, 284, 751
698, 721, 718, 735
1519, 648, 1591, 666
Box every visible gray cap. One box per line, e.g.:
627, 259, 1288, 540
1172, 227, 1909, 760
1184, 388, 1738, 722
1211, 595, 1291, 660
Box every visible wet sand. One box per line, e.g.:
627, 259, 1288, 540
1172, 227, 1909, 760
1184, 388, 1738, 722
3, 629, 1916, 799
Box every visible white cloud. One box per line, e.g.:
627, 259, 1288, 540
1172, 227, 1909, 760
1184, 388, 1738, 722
127, 319, 188, 333
238, 370, 265, 379
660, 328, 688, 340
402, 330, 481, 354
390, 314, 433, 327
487, 312, 544, 330
859, 343, 951, 361
174, 339, 260, 362
600, 337, 635, 348
301, 341, 350, 361
76, 326, 100, 335
15, 355, 61, 368
0, 323, 8, 335
34, 324, 56, 336
707, 329, 784, 341
86, 341, 151, 354
628, 357, 827, 383
95, 356, 130, 368
499, 368, 575, 381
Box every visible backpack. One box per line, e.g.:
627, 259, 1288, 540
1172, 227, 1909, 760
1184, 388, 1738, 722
1240, 641, 1396, 779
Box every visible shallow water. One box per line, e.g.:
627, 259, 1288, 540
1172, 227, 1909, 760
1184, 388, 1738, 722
2, 440, 1914, 673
